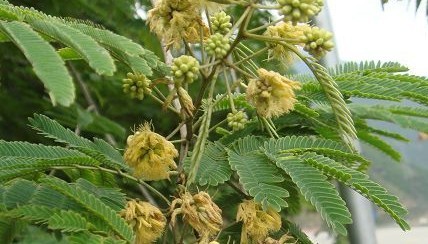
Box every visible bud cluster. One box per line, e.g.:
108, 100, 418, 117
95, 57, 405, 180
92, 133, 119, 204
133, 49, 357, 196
205, 33, 231, 59
171, 55, 200, 84
122, 73, 152, 100
210, 11, 232, 35
277, 0, 324, 24
227, 111, 248, 131
301, 26, 334, 58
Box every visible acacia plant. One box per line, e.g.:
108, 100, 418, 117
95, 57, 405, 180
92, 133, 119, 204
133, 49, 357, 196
0, 0, 427, 243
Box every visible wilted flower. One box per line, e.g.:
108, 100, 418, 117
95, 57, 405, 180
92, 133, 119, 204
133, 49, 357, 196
124, 123, 178, 181
236, 200, 282, 242
147, 0, 209, 48
264, 22, 310, 63
171, 191, 223, 243
121, 199, 166, 243
246, 69, 301, 118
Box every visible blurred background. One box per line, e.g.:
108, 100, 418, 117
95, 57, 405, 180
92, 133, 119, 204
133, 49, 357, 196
303, 0, 428, 243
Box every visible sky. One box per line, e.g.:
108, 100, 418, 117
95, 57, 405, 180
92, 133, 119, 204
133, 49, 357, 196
326, 0, 428, 76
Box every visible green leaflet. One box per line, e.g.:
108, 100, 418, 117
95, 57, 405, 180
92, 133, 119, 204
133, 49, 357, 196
183, 141, 232, 186
228, 137, 289, 211
47, 210, 89, 232
265, 151, 352, 235
0, 20, 75, 106
40, 176, 134, 242
29, 114, 127, 170
300, 152, 410, 230
28, 18, 116, 76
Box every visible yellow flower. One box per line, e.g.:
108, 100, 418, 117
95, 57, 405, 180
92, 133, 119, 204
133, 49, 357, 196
124, 123, 178, 181
171, 191, 223, 243
236, 200, 282, 242
147, 0, 209, 49
264, 22, 309, 63
121, 199, 166, 243
246, 68, 301, 118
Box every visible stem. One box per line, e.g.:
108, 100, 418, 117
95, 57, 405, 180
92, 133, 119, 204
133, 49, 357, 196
187, 78, 217, 186
166, 121, 186, 140
53, 165, 171, 205
225, 61, 256, 79
208, 118, 228, 133
223, 68, 236, 112
234, 46, 268, 66
251, 4, 281, 9
247, 18, 283, 33
232, 51, 258, 77
148, 93, 180, 115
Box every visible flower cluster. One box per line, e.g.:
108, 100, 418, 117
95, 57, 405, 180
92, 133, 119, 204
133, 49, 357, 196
205, 33, 231, 59
264, 22, 309, 62
246, 68, 301, 118
300, 26, 334, 58
210, 11, 232, 35
236, 200, 282, 242
122, 73, 152, 100
278, 0, 324, 24
227, 111, 248, 131
171, 191, 223, 243
147, 0, 209, 48
171, 55, 200, 85
121, 199, 166, 243
124, 123, 178, 181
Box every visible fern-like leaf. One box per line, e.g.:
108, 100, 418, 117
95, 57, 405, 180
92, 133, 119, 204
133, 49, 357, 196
300, 152, 410, 230
0, 141, 85, 158
265, 152, 352, 235
184, 141, 232, 186
48, 210, 89, 232
28, 18, 116, 76
0, 20, 74, 106
228, 137, 289, 211
40, 176, 133, 242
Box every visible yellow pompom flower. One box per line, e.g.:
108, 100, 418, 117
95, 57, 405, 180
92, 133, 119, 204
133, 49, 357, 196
246, 69, 301, 118
171, 191, 223, 243
264, 22, 310, 63
121, 199, 166, 243
147, 0, 209, 48
124, 123, 178, 181
236, 200, 282, 242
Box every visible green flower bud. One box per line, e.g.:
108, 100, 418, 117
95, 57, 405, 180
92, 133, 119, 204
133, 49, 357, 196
122, 73, 152, 100
278, 0, 324, 24
301, 26, 334, 58
210, 11, 232, 35
227, 111, 248, 131
172, 55, 200, 84
205, 33, 231, 59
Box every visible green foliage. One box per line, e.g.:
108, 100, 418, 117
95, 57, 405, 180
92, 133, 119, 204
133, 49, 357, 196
0, 0, 426, 242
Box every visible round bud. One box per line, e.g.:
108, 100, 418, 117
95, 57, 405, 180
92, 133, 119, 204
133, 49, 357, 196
171, 55, 200, 84
122, 73, 152, 100
226, 111, 248, 131
210, 11, 232, 35
205, 33, 231, 59
278, 0, 324, 24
